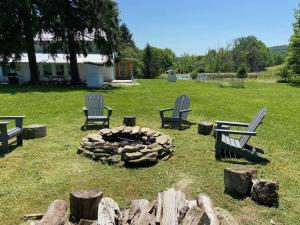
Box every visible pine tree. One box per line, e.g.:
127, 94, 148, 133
142, 44, 153, 78
286, 4, 300, 76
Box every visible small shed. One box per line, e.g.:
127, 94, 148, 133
114, 57, 135, 80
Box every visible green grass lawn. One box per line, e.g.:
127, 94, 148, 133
0, 80, 299, 225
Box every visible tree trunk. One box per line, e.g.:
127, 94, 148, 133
23, 0, 39, 84
67, 32, 80, 84
36, 199, 68, 225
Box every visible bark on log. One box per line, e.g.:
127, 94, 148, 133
70, 189, 103, 222
198, 121, 213, 135
22, 213, 44, 221
131, 200, 156, 225
36, 200, 68, 225
160, 188, 177, 225
78, 219, 97, 225
23, 124, 47, 140
180, 206, 207, 225
97, 197, 121, 225
156, 192, 163, 224
127, 199, 149, 223
197, 195, 219, 225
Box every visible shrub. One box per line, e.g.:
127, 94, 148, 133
236, 63, 248, 78
190, 69, 199, 79
289, 76, 300, 86
276, 65, 290, 82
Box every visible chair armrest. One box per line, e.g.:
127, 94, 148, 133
179, 109, 192, 118
160, 108, 174, 113
215, 129, 257, 136
104, 106, 113, 117
216, 120, 250, 127
0, 116, 26, 120
0, 121, 9, 125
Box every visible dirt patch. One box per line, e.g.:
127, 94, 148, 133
175, 177, 193, 192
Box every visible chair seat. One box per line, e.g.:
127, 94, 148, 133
7, 127, 22, 138
87, 116, 108, 121
222, 135, 242, 149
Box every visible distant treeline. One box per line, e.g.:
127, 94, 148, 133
119, 28, 287, 78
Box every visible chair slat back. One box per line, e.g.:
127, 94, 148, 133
172, 95, 190, 120
85, 93, 104, 117
239, 107, 267, 147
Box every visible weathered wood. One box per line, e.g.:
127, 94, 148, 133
197, 195, 219, 225
78, 219, 97, 225
70, 189, 103, 222
123, 116, 136, 126
215, 208, 239, 225
127, 199, 149, 223
22, 213, 44, 221
180, 206, 207, 225
36, 199, 68, 225
198, 121, 213, 135
23, 124, 47, 140
160, 188, 177, 225
97, 197, 121, 225
176, 191, 186, 218
224, 168, 257, 197
156, 192, 163, 224
131, 200, 156, 225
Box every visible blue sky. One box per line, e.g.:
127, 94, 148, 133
117, 0, 299, 56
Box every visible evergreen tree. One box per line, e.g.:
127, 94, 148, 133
119, 23, 135, 48
142, 44, 154, 78
286, 4, 300, 76
237, 63, 248, 78
0, 0, 40, 84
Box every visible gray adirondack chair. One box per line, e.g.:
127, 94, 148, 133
82, 93, 112, 130
215, 107, 269, 163
0, 116, 25, 154
160, 95, 192, 130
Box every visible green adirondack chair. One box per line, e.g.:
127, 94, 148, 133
160, 95, 192, 130
82, 93, 112, 130
0, 116, 25, 154
215, 107, 269, 163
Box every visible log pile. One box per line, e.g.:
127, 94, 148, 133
24, 188, 239, 225
77, 126, 174, 166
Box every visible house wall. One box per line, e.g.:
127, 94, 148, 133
13, 62, 115, 83
0, 65, 3, 82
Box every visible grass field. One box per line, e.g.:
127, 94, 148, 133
0, 79, 299, 225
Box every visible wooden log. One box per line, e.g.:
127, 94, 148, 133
23, 124, 47, 140
78, 219, 97, 225
155, 192, 163, 224
215, 207, 239, 225
176, 191, 186, 216
70, 189, 103, 222
127, 199, 149, 223
198, 121, 213, 135
36, 199, 68, 225
131, 200, 156, 225
22, 213, 44, 221
180, 206, 207, 225
123, 116, 136, 126
97, 197, 121, 225
160, 188, 177, 225
197, 195, 219, 225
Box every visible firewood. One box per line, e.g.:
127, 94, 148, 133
22, 213, 44, 221
155, 192, 163, 224
127, 199, 149, 223
180, 206, 206, 225
97, 197, 121, 225
197, 195, 219, 225
70, 189, 103, 222
36, 200, 68, 225
160, 188, 177, 225
131, 200, 157, 225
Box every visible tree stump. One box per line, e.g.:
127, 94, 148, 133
123, 116, 136, 126
23, 124, 47, 140
251, 179, 279, 207
70, 189, 103, 222
224, 168, 257, 198
198, 121, 213, 135
36, 199, 68, 225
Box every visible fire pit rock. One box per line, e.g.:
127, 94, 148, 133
77, 126, 174, 166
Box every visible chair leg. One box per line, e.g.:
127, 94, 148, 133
1, 140, 9, 154
17, 135, 23, 146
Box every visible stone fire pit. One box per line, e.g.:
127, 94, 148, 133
77, 126, 174, 166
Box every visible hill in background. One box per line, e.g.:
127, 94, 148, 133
270, 45, 288, 57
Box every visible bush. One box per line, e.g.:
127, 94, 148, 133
236, 63, 248, 78
289, 76, 300, 85
190, 69, 199, 79
276, 65, 290, 82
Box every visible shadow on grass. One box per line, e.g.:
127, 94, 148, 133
0, 83, 122, 95
218, 158, 269, 166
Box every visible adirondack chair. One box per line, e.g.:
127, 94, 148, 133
0, 116, 25, 154
82, 93, 112, 130
160, 95, 192, 130
215, 107, 269, 163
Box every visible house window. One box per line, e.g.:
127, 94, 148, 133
43, 64, 52, 76
56, 64, 64, 76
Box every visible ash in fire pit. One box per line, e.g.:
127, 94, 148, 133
77, 126, 174, 166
